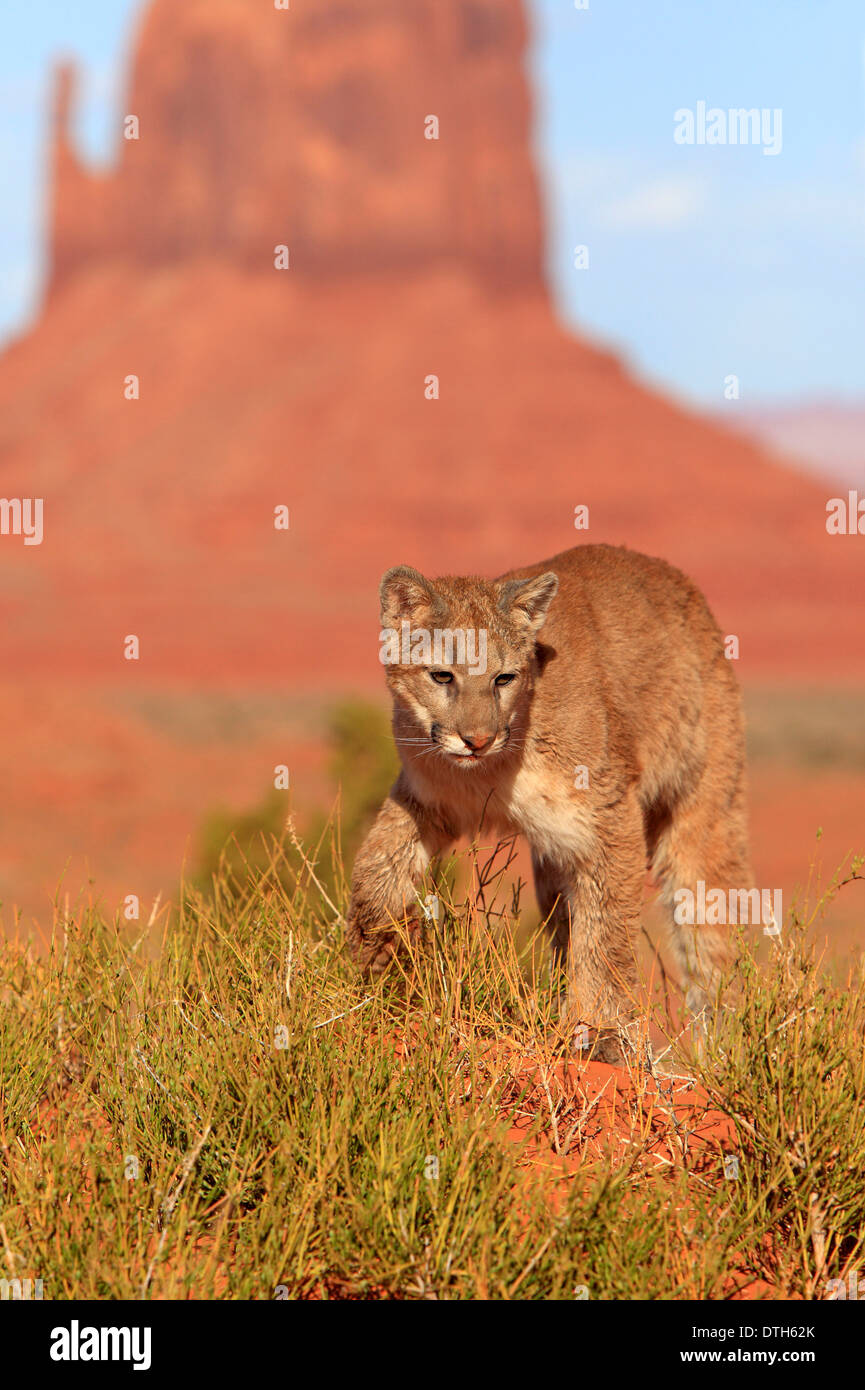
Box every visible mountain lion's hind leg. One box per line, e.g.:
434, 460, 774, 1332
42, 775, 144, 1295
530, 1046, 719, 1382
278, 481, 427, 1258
651, 756, 751, 1039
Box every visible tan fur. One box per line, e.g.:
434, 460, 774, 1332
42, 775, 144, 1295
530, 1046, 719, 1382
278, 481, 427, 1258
345, 543, 752, 1062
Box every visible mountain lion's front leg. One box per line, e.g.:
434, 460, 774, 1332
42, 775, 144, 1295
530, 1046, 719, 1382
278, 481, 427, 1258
532, 791, 646, 1063
346, 775, 453, 975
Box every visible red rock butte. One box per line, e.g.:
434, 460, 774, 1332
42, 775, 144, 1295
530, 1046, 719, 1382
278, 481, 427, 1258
48, 0, 543, 295
0, 0, 860, 694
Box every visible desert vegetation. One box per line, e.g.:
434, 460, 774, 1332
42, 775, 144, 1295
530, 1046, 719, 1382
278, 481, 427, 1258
1, 797, 862, 1300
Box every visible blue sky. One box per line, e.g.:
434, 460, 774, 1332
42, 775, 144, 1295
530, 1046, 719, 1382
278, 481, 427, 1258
1, 0, 863, 406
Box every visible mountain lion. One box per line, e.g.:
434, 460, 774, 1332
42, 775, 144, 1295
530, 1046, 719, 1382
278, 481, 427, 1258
345, 543, 751, 1062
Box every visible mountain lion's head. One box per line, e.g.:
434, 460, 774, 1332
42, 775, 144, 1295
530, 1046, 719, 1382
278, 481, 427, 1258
378, 565, 558, 768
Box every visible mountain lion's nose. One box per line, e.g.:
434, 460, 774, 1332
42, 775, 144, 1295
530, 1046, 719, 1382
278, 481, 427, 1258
462, 732, 494, 752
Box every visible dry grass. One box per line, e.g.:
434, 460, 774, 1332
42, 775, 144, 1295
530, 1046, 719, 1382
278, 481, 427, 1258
1, 823, 863, 1300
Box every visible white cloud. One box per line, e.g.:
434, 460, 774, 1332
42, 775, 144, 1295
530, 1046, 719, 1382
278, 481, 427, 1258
598, 177, 707, 230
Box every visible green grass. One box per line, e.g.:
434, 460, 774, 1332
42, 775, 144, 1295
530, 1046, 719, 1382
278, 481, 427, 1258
1, 828, 863, 1301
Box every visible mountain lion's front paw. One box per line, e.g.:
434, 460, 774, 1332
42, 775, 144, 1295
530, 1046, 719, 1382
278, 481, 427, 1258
570, 1023, 652, 1070
346, 915, 423, 977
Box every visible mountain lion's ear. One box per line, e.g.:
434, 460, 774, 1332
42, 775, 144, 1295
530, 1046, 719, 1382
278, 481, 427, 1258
380, 565, 440, 628
496, 571, 559, 633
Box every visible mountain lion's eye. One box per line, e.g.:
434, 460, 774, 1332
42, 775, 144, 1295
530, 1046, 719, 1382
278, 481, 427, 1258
495, 673, 516, 687
430, 671, 453, 685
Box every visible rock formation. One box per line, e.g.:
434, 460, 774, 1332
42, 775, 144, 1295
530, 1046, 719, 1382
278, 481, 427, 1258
47, 0, 543, 295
